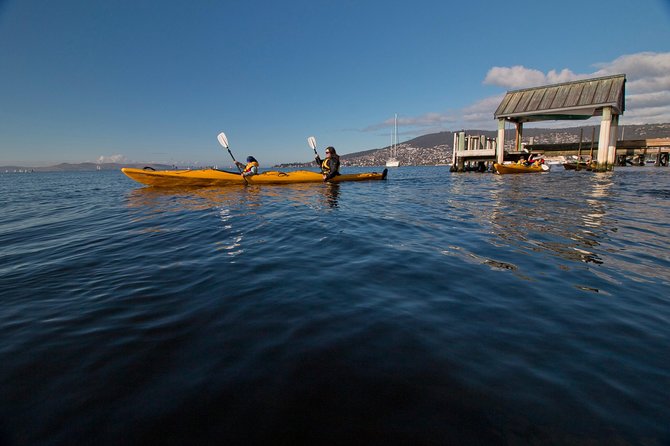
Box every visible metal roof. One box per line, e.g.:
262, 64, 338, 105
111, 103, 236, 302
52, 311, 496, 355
494, 74, 626, 122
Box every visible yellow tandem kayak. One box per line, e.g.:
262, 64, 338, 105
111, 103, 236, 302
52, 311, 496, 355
121, 167, 388, 187
493, 162, 548, 174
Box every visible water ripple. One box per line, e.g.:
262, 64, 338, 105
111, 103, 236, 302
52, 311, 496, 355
1, 168, 669, 444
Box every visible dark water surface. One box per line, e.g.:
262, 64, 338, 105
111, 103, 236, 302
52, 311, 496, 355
1, 167, 669, 445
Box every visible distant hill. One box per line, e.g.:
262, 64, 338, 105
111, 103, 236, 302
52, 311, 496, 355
1, 162, 175, 173
278, 122, 670, 167
5, 123, 670, 170
384, 123, 670, 151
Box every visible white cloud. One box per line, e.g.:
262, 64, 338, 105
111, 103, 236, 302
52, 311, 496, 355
593, 52, 670, 80
461, 95, 505, 124
97, 154, 126, 164
402, 112, 457, 127
622, 105, 670, 124
363, 112, 458, 132
627, 91, 670, 109
484, 66, 547, 89
363, 51, 670, 136
475, 52, 670, 127
483, 66, 591, 89
546, 68, 587, 84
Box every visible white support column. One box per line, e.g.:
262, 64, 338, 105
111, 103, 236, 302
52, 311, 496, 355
496, 119, 505, 164
597, 107, 612, 168
607, 114, 619, 167
515, 122, 523, 152
457, 131, 466, 172
452, 132, 458, 165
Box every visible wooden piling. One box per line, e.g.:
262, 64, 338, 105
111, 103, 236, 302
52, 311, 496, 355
589, 127, 595, 168
576, 128, 583, 171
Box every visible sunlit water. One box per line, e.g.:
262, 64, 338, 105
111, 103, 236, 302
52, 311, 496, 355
1, 167, 669, 445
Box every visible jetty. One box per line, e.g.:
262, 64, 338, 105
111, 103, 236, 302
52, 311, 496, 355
527, 136, 670, 167
450, 74, 668, 171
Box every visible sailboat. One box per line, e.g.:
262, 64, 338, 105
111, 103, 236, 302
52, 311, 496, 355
386, 113, 400, 167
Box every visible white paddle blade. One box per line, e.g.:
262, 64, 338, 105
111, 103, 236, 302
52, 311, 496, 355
541, 164, 550, 171
217, 132, 229, 148
307, 136, 317, 150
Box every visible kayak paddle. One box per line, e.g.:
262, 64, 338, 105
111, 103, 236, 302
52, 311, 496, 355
309, 136, 327, 177
217, 132, 243, 173
217, 131, 247, 184
307, 136, 318, 156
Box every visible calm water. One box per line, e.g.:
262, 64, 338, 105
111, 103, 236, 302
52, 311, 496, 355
1, 166, 669, 445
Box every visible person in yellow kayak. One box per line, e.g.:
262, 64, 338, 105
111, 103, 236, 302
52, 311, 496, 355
235, 156, 259, 178
314, 146, 340, 181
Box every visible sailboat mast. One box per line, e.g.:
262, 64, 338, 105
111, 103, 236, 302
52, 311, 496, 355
385, 113, 401, 167
394, 113, 397, 155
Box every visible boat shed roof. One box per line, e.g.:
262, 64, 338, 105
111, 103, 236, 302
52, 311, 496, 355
494, 74, 626, 123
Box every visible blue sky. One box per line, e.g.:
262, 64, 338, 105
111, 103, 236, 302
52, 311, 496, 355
1, 0, 670, 167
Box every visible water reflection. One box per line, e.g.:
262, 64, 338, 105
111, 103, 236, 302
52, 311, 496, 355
323, 183, 340, 208
126, 182, 346, 216
239, 182, 341, 210
487, 174, 613, 266
126, 185, 248, 212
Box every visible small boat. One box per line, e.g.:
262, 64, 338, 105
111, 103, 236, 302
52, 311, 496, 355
493, 162, 548, 174
562, 155, 593, 171
122, 167, 388, 187
385, 113, 401, 167
562, 161, 592, 171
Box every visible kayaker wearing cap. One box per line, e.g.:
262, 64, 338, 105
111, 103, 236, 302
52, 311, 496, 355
314, 146, 340, 181
235, 156, 259, 178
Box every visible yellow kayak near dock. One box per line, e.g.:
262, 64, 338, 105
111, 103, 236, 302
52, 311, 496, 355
121, 167, 388, 187
493, 162, 548, 174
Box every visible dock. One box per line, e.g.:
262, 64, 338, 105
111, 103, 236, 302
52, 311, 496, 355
527, 137, 670, 166
449, 74, 668, 171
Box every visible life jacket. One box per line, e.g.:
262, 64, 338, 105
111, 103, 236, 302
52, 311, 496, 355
321, 157, 340, 176
243, 161, 259, 174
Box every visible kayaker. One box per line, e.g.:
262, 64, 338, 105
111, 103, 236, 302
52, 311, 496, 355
521, 155, 534, 166
315, 146, 340, 181
235, 156, 259, 178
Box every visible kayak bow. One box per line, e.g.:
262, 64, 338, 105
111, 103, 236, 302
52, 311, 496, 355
493, 163, 548, 174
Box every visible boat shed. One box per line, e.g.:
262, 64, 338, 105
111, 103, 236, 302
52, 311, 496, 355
493, 74, 626, 169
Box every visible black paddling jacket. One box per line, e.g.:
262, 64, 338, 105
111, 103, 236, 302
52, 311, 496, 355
315, 155, 340, 180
